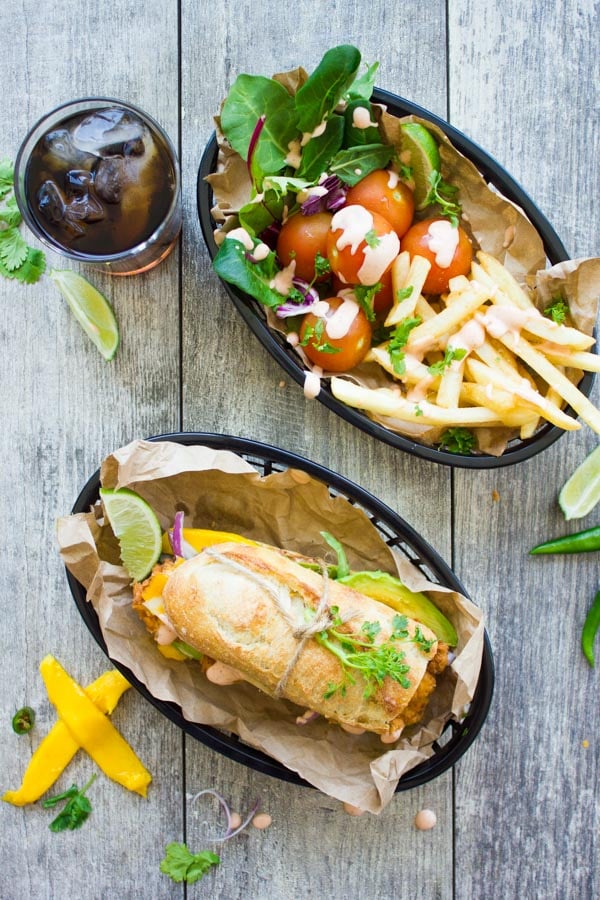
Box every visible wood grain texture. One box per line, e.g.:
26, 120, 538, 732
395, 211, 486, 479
450, 2, 599, 899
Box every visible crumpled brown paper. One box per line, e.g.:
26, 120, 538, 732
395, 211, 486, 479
206, 70, 600, 455
57, 439, 485, 814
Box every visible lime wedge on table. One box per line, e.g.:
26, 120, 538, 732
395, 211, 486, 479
49, 269, 119, 361
558, 444, 600, 520
99, 488, 162, 581
399, 122, 441, 210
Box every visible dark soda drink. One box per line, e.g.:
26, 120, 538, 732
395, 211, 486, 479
15, 99, 181, 274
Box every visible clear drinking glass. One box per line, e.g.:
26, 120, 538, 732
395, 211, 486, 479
14, 98, 182, 275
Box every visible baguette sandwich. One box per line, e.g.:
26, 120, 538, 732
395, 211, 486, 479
133, 538, 450, 737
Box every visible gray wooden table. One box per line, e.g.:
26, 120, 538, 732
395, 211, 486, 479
1, 2, 598, 898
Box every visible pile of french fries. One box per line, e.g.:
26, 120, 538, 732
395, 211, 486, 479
331, 251, 600, 446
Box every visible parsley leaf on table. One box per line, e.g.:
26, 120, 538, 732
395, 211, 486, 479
160, 842, 220, 884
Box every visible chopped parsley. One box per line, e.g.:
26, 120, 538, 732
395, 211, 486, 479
427, 346, 467, 376
364, 228, 380, 248
543, 296, 569, 325
301, 319, 340, 354
314, 252, 331, 278
395, 285, 414, 304
352, 282, 382, 321
439, 427, 476, 454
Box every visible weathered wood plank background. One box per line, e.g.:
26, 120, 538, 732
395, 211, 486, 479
0, 1, 597, 898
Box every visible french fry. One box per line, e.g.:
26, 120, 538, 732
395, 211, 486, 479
406, 284, 490, 351
385, 253, 431, 326
494, 331, 600, 433
366, 345, 433, 384
459, 382, 539, 428
331, 377, 503, 426
476, 251, 535, 309
436, 365, 464, 408
482, 298, 595, 350
466, 357, 580, 431
537, 347, 600, 372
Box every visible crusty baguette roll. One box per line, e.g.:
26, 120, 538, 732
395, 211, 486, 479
162, 541, 439, 735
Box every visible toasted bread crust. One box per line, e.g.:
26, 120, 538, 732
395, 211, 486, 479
162, 542, 438, 734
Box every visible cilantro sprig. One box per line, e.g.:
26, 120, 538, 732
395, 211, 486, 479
387, 314, 421, 375
427, 346, 467, 376
543, 296, 569, 325
160, 843, 220, 884
42, 774, 96, 832
439, 426, 476, 454
317, 609, 434, 700
423, 170, 462, 225
0, 159, 46, 284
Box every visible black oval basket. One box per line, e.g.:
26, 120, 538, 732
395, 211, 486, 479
197, 88, 594, 468
66, 432, 494, 792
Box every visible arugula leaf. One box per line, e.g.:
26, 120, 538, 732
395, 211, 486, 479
160, 842, 220, 884
43, 774, 96, 832
329, 143, 394, 186
213, 237, 287, 309
296, 115, 345, 182
427, 346, 467, 376
345, 61, 379, 102
295, 45, 361, 133
220, 74, 298, 176
543, 296, 569, 325
439, 427, 476, 454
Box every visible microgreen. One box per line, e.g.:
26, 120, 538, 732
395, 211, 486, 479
439, 427, 476, 454
543, 296, 569, 325
301, 319, 340, 354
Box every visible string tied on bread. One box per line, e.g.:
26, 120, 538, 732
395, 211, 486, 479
203, 547, 350, 697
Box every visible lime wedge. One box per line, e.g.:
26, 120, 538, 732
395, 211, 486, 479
99, 488, 162, 581
558, 444, 600, 520
399, 122, 441, 209
50, 269, 119, 361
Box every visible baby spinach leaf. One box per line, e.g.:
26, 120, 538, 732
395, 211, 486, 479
295, 45, 361, 133
345, 61, 379, 102
213, 238, 287, 309
220, 75, 298, 176
329, 143, 394, 185
343, 100, 381, 148
238, 189, 286, 237
296, 115, 344, 182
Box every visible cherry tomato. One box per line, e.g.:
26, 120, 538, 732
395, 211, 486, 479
299, 296, 372, 372
344, 170, 415, 238
332, 267, 394, 316
276, 211, 332, 282
327, 206, 399, 286
400, 217, 473, 294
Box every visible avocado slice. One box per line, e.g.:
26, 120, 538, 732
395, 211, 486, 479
338, 570, 458, 646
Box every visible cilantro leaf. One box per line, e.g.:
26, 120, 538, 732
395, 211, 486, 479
0, 159, 13, 199
160, 843, 220, 884
0, 227, 28, 270
543, 296, 569, 325
364, 228, 380, 248
0, 196, 22, 228
10, 247, 46, 284
43, 774, 96, 832
314, 252, 331, 278
427, 346, 467, 376
352, 282, 381, 321
387, 315, 421, 375
422, 170, 462, 224
439, 427, 476, 454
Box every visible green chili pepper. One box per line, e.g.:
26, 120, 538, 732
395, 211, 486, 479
529, 525, 600, 555
582, 590, 600, 667
12, 706, 35, 735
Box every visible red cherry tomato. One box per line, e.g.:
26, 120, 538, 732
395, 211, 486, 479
299, 296, 372, 372
400, 217, 473, 294
327, 206, 399, 286
276, 211, 333, 282
332, 267, 394, 316
344, 170, 415, 238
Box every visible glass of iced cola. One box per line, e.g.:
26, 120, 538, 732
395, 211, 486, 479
14, 99, 182, 275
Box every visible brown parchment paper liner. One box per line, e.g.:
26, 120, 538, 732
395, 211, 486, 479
57, 440, 484, 814
206, 69, 600, 455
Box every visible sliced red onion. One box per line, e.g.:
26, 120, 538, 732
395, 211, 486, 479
190, 789, 261, 843
168, 511, 197, 559
259, 221, 281, 250
275, 278, 320, 318
247, 115, 266, 179
300, 175, 348, 215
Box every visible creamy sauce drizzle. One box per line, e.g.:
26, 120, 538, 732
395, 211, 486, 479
478, 305, 531, 339
205, 661, 246, 685
326, 298, 360, 339
427, 220, 459, 268
285, 139, 302, 168
225, 226, 254, 251
304, 367, 322, 399
269, 259, 296, 295
449, 318, 486, 353
301, 120, 327, 146
352, 106, 378, 129
331, 204, 399, 284
252, 242, 270, 261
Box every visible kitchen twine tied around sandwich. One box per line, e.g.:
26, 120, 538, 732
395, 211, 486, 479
204, 547, 352, 697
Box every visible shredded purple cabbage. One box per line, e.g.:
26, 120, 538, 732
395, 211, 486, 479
259, 221, 281, 250
300, 175, 348, 215
276, 277, 320, 318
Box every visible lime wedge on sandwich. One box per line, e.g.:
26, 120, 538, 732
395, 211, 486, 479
399, 122, 441, 210
50, 269, 119, 361
558, 443, 600, 520
100, 488, 162, 581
